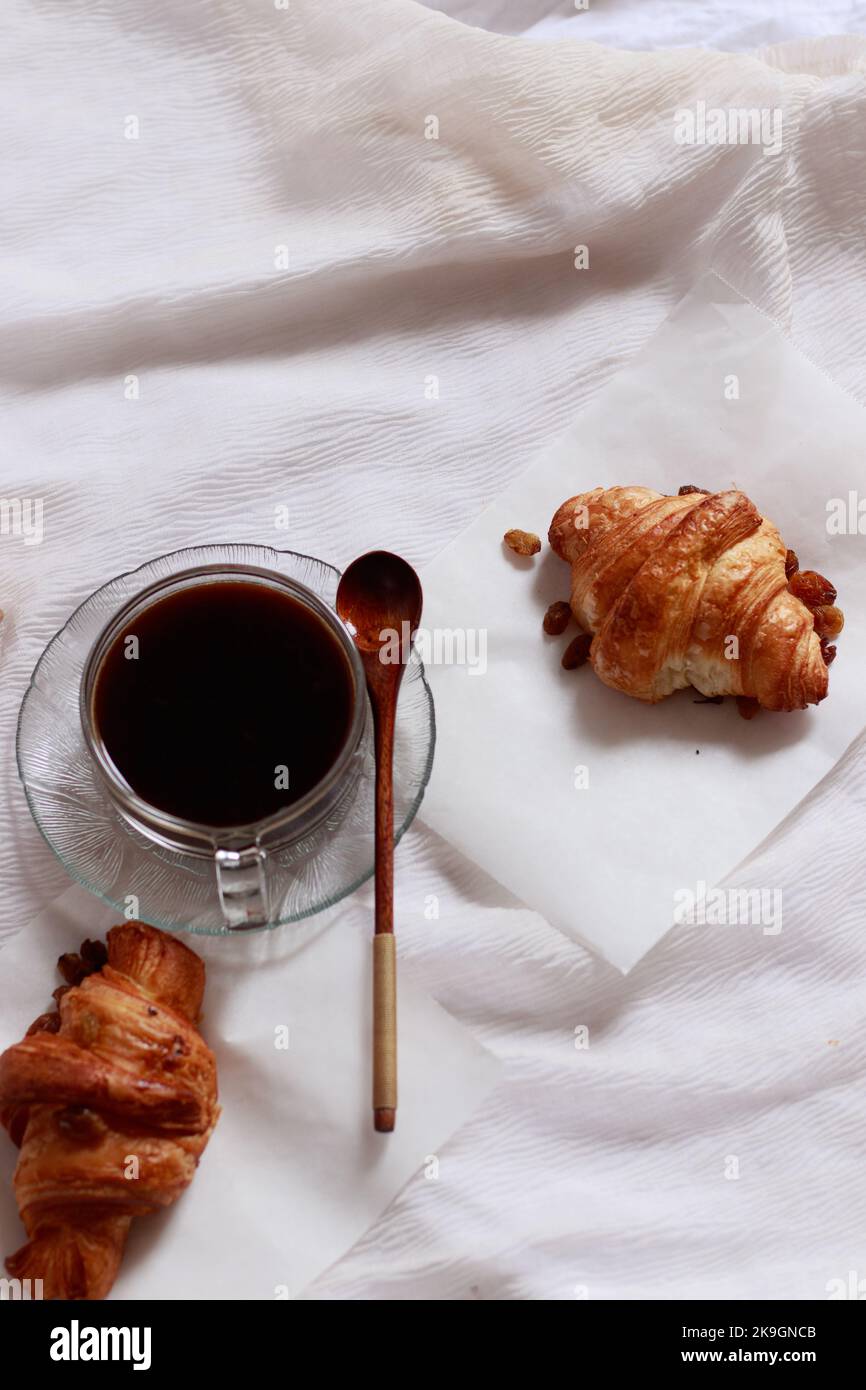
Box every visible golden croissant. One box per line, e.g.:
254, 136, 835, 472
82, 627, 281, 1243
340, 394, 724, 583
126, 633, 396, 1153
549, 486, 843, 710
0, 922, 219, 1300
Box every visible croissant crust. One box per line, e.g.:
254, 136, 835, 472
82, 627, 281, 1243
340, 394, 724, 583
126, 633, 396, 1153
0, 921, 219, 1299
549, 486, 838, 710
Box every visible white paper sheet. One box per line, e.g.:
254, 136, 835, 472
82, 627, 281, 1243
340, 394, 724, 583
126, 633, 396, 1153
420, 273, 866, 971
0, 887, 500, 1299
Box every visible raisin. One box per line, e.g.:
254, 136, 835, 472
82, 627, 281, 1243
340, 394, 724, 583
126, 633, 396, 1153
788, 570, 837, 608
25, 1011, 60, 1036
812, 604, 844, 639
543, 601, 572, 635
678, 485, 710, 495
820, 640, 837, 666
79, 938, 108, 968
561, 633, 592, 669
57, 939, 107, 988
57, 952, 88, 986
503, 528, 541, 557
736, 696, 761, 720
784, 549, 799, 578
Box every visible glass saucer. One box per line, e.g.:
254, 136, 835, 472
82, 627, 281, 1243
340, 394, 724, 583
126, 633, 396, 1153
16, 543, 435, 935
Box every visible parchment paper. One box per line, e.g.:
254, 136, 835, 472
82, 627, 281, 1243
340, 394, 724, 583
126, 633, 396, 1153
420, 273, 865, 971
0, 887, 500, 1299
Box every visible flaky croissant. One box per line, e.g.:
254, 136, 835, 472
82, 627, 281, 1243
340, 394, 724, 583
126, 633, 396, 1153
549, 486, 842, 710
0, 922, 219, 1300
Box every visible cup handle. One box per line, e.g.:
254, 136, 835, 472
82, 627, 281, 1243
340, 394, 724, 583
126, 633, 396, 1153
215, 845, 269, 929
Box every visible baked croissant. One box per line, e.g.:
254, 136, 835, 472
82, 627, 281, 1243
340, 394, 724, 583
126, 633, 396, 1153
0, 921, 219, 1300
549, 486, 842, 710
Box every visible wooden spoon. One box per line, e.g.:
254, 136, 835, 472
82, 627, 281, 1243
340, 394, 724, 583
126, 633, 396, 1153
337, 550, 423, 1133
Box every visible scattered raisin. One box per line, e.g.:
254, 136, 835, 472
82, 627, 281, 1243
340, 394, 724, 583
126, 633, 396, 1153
678, 485, 710, 495
52, 985, 71, 1006
784, 549, 799, 578
26, 1011, 60, 1036
57, 938, 107, 988
812, 604, 844, 639
543, 601, 572, 635
788, 570, 837, 608
736, 696, 761, 720
821, 640, 837, 666
80, 939, 108, 968
503, 528, 541, 557
561, 633, 592, 669
57, 952, 88, 986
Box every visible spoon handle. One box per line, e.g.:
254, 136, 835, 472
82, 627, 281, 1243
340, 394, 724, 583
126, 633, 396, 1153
372, 694, 397, 1132
373, 934, 396, 1128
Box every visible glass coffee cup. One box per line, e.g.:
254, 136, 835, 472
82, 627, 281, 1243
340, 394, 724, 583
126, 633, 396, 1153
17, 544, 434, 935
78, 562, 370, 930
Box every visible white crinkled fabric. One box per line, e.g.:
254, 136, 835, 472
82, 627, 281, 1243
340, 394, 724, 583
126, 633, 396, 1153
1, 0, 865, 1298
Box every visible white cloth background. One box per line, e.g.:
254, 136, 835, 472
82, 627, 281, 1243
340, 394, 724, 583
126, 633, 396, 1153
427, 0, 866, 49
1, 0, 865, 1298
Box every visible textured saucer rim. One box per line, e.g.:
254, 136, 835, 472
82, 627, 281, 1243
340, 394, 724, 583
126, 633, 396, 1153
16, 542, 436, 935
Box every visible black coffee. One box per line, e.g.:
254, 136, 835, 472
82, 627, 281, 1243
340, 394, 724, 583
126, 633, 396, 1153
93, 581, 355, 827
